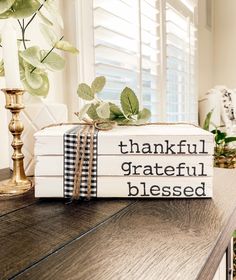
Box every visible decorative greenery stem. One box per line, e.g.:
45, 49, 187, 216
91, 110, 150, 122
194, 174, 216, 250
24, 0, 47, 31
17, 1, 47, 50
0, 0, 79, 97
30, 35, 64, 74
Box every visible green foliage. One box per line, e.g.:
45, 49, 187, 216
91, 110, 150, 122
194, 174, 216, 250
203, 109, 214, 131
96, 102, 110, 119
55, 40, 79, 54
40, 50, 65, 71
11, 0, 40, 19
137, 108, 151, 124
0, 0, 15, 14
120, 87, 139, 116
24, 61, 43, 89
0, 60, 4, 76
225, 137, 236, 144
76, 76, 151, 125
91, 76, 106, 93
87, 103, 99, 120
20, 46, 45, 69
77, 83, 94, 101
203, 110, 236, 157
0, 0, 79, 97
22, 71, 49, 97
109, 102, 125, 120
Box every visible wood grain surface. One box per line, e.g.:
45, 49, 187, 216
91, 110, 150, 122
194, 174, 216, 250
12, 168, 236, 280
0, 170, 133, 280
0, 170, 37, 216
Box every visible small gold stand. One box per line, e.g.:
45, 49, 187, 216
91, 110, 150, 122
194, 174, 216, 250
0, 89, 32, 196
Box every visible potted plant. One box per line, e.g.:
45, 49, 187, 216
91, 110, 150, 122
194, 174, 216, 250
203, 110, 236, 168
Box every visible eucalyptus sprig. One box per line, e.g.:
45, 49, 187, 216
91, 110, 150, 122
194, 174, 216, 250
76, 76, 151, 125
0, 0, 79, 97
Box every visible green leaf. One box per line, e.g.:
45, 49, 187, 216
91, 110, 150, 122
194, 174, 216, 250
20, 46, 45, 69
211, 129, 222, 135
0, 60, 4, 77
87, 103, 99, 120
24, 62, 43, 89
22, 71, 49, 97
109, 102, 125, 120
11, 0, 40, 19
37, 10, 53, 26
225, 137, 236, 144
55, 40, 79, 54
77, 83, 94, 101
96, 102, 110, 119
120, 87, 139, 116
0, 9, 13, 18
137, 108, 151, 123
39, 23, 58, 45
76, 104, 91, 120
91, 76, 106, 93
203, 109, 214, 131
40, 50, 65, 71
114, 117, 130, 124
215, 131, 227, 144
0, 0, 15, 14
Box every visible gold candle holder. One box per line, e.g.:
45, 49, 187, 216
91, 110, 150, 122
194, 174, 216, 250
0, 89, 32, 196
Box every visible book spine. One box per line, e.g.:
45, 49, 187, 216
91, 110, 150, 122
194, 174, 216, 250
35, 155, 213, 177
98, 135, 214, 155
35, 176, 213, 198
97, 177, 213, 198
97, 155, 213, 177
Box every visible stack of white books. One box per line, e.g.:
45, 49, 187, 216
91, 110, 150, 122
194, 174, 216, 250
34, 124, 214, 198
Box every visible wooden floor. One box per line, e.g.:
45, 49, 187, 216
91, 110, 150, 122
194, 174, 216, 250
1, 168, 236, 280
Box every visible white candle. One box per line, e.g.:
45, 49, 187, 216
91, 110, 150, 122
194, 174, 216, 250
1, 19, 22, 89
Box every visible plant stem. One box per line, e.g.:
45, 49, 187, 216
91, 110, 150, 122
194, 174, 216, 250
24, 0, 47, 31
30, 35, 64, 73
17, 0, 47, 50
17, 19, 27, 49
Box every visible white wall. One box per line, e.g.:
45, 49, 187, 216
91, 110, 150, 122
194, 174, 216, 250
0, 77, 9, 169
198, 0, 214, 98
213, 0, 236, 88
0, 21, 9, 169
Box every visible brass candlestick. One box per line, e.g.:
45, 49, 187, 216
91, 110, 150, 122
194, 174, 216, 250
0, 89, 32, 196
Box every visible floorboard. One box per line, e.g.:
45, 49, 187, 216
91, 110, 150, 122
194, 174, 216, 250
13, 168, 236, 280
0, 198, 133, 280
0, 169, 37, 216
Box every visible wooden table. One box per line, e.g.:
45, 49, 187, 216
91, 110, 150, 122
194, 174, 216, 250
0, 168, 235, 280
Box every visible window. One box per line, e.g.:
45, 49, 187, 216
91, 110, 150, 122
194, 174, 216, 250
76, 0, 197, 122
165, 0, 197, 121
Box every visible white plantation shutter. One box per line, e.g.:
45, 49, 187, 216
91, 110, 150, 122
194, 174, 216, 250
76, 0, 197, 122
165, 0, 197, 122
93, 0, 161, 120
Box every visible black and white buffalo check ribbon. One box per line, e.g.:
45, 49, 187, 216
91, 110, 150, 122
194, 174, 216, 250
63, 126, 98, 198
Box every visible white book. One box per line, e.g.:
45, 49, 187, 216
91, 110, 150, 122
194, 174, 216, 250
34, 124, 214, 198
34, 124, 214, 156
35, 176, 213, 198
35, 155, 213, 177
